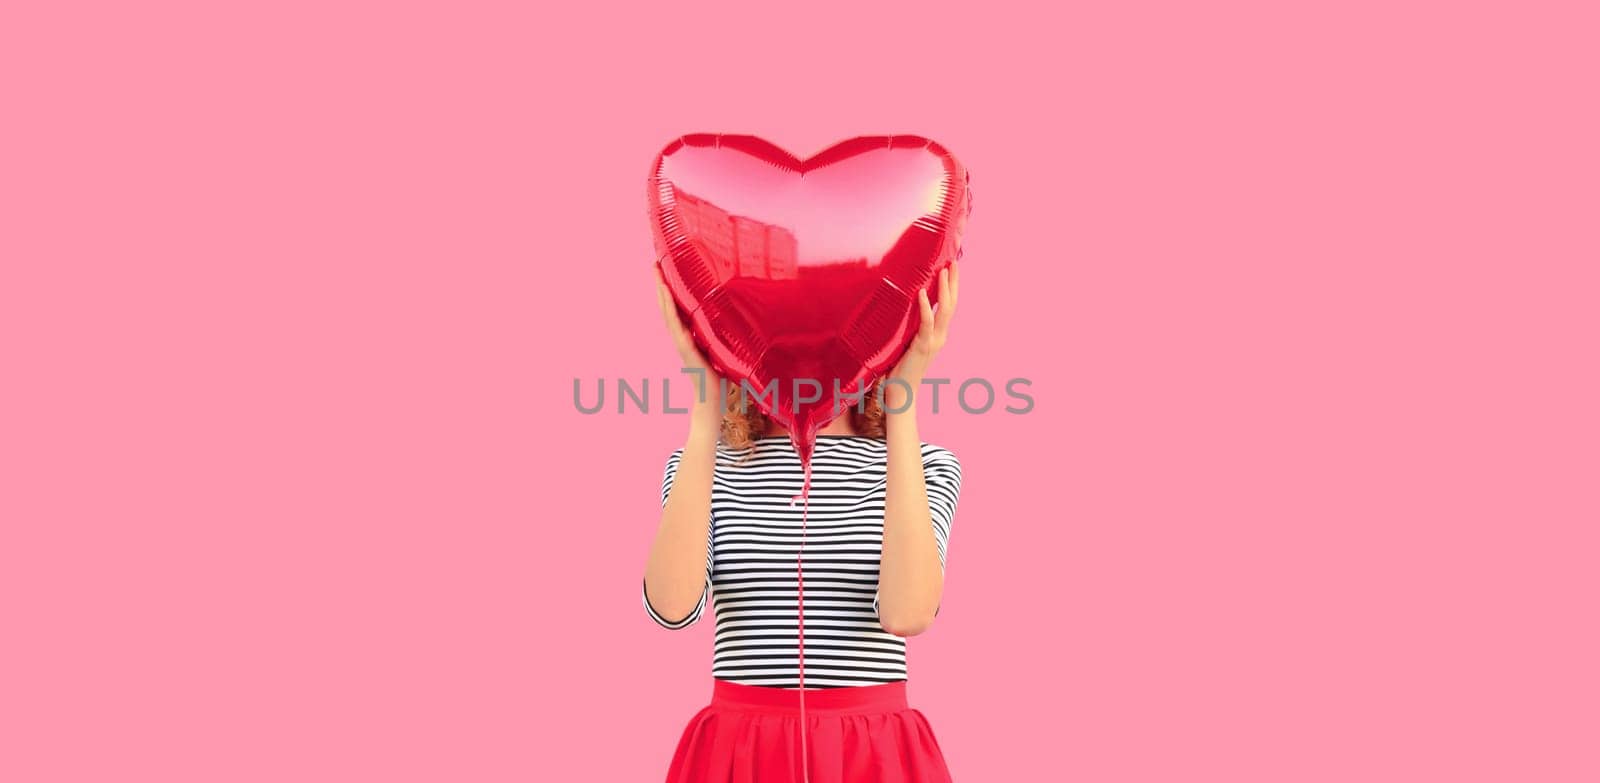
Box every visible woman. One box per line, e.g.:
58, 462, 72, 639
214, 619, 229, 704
643, 264, 964, 782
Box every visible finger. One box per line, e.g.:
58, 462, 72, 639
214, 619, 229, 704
654, 265, 670, 300
917, 287, 936, 338
658, 284, 688, 339
666, 302, 689, 340
655, 281, 672, 325
943, 264, 959, 326
935, 268, 953, 331
949, 261, 960, 310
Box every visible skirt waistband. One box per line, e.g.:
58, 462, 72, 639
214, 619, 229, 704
710, 678, 909, 716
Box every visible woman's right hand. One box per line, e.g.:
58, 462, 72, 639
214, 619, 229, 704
654, 267, 722, 414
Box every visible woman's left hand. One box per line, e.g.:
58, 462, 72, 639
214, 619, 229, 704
890, 262, 960, 388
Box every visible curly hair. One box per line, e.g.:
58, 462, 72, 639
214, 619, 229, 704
721, 377, 888, 450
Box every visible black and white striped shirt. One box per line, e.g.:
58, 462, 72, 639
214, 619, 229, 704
642, 435, 962, 688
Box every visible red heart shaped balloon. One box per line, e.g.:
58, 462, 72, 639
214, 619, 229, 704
648, 134, 971, 460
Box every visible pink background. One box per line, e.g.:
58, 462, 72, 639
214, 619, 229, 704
3, 2, 1597, 781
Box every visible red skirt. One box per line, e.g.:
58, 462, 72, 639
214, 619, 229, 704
663, 678, 953, 783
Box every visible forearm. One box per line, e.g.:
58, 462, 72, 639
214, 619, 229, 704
877, 382, 945, 636
643, 403, 719, 623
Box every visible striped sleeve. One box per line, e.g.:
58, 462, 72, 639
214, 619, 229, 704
643, 448, 713, 629
874, 445, 963, 619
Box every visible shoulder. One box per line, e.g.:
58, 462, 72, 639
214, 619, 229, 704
662, 447, 686, 477
918, 442, 962, 474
